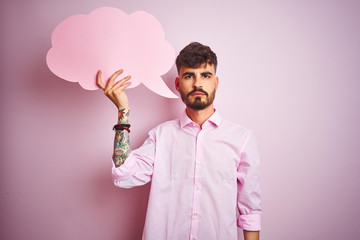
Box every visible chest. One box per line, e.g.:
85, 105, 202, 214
153, 129, 241, 180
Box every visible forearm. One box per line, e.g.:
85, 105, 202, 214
243, 230, 259, 240
113, 108, 131, 167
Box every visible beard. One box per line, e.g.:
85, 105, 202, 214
180, 87, 216, 110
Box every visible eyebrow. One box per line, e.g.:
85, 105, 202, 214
182, 71, 214, 77
201, 71, 213, 76
182, 72, 195, 77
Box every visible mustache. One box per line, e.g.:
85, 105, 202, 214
187, 87, 208, 97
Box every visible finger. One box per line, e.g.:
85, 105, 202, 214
111, 75, 132, 90
105, 69, 124, 92
114, 81, 132, 92
96, 70, 106, 90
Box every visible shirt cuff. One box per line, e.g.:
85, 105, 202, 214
237, 213, 261, 231
112, 152, 136, 181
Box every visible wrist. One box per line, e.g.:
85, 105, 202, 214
118, 108, 130, 124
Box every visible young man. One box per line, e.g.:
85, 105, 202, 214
97, 42, 262, 240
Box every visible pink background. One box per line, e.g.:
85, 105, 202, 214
1, 0, 360, 239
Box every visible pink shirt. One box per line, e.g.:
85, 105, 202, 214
112, 110, 262, 240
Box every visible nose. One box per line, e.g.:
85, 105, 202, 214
193, 76, 202, 88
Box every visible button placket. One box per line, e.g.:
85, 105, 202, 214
189, 130, 204, 239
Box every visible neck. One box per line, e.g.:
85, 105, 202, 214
186, 105, 215, 128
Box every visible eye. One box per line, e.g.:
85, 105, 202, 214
203, 74, 210, 79
184, 75, 193, 79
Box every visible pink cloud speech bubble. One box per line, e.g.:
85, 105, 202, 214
46, 7, 178, 98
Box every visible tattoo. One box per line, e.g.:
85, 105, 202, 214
113, 108, 130, 167
118, 108, 130, 123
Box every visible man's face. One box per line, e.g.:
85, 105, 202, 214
175, 63, 219, 110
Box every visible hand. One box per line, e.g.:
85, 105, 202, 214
97, 69, 132, 110
243, 230, 259, 240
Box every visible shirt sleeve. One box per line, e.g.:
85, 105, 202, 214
112, 128, 156, 189
236, 131, 262, 231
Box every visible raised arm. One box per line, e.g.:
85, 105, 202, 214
97, 69, 132, 167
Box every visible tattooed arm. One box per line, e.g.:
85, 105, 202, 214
96, 69, 132, 167
113, 108, 131, 167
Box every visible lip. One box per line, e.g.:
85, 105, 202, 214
191, 92, 205, 96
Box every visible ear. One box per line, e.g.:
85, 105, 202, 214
215, 76, 219, 90
175, 77, 180, 91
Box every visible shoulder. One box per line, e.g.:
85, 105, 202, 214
154, 118, 179, 129
218, 119, 257, 149
149, 118, 180, 135
220, 119, 252, 136
217, 120, 259, 158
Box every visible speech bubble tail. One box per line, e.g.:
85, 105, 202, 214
143, 78, 179, 99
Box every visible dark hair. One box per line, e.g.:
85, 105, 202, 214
176, 42, 218, 73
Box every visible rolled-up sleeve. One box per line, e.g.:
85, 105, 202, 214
112, 129, 156, 189
236, 131, 262, 231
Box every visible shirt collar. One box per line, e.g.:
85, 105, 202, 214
179, 109, 222, 128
